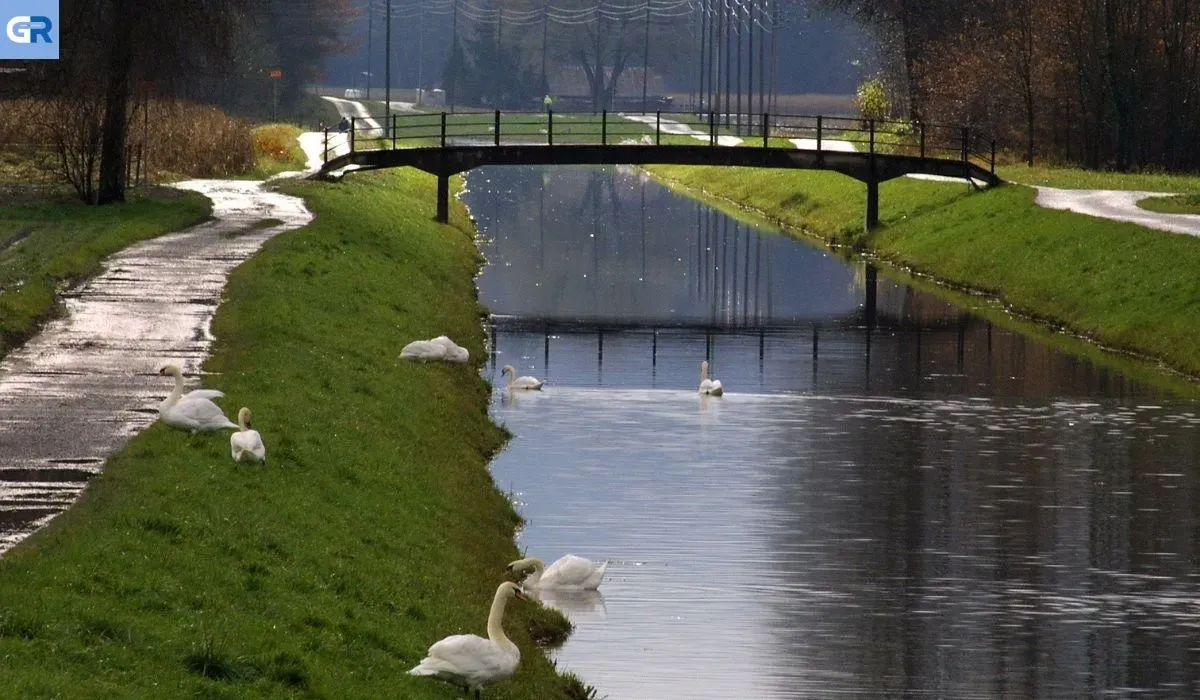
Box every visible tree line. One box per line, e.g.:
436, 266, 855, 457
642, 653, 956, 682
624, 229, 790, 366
819, 0, 1200, 171
6, 0, 355, 204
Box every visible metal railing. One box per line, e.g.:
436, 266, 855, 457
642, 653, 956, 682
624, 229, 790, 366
321, 110, 997, 177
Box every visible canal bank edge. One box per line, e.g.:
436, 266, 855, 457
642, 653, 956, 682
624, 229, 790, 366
646, 164, 1200, 390
0, 168, 579, 698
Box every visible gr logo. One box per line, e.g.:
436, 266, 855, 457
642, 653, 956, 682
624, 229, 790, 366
0, 0, 58, 59
6, 16, 52, 43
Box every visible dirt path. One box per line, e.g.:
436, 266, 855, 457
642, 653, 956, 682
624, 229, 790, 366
0, 178, 313, 554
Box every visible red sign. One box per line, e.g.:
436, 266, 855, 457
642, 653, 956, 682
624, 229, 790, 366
269, 69, 283, 79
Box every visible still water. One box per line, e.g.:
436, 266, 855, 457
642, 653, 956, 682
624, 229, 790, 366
464, 166, 1200, 699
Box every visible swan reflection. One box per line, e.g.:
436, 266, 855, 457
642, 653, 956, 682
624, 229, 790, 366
532, 587, 608, 621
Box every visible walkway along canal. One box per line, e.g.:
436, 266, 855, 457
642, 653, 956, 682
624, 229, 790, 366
469, 164, 1200, 698
0, 180, 312, 553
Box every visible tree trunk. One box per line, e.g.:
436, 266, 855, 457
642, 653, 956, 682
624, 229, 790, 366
96, 0, 135, 205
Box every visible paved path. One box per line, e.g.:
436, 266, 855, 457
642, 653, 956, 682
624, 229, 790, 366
1033, 186, 1200, 237
0, 175, 316, 555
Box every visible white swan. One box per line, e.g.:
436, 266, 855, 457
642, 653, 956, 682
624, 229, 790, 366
230, 407, 267, 463
400, 335, 470, 363
431, 335, 470, 363
409, 581, 528, 696
501, 365, 544, 391
157, 364, 238, 433
699, 360, 724, 396
506, 555, 607, 590
400, 339, 447, 361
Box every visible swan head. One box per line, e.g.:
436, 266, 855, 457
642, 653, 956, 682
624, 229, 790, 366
501, 365, 515, 377
158, 363, 182, 378
505, 557, 545, 576
499, 580, 529, 602
238, 406, 252, 428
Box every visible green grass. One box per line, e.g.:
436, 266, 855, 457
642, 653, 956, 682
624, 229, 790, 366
0, 187, 212, 359
0, 167, 575, 698
1138, 193, 1200, 214
648, 163, 1200, 382
997, 163, 1200, 194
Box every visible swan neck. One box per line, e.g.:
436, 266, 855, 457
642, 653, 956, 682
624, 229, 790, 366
163, 369, 184, 410
486, 589, 516, 652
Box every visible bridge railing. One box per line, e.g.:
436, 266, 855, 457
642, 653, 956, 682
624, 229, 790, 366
327, 110, 996, 176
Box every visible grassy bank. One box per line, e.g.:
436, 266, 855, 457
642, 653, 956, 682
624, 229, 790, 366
648, 163, 1200, 381
0, 168, 576, 698
0, 188, 212, 360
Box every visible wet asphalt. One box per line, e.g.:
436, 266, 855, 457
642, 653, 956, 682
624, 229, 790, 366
0, 178, 313, 554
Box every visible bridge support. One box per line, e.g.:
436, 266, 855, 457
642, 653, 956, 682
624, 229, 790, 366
436, 173, 449, 223
865, 178, 879, 231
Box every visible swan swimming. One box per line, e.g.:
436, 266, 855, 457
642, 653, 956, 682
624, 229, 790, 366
400, 335, 470, 363
409, 581, 528, 697
157, 364, 238, 433
230, 407, 267, 463
501, 365, 544, 391
506, 554, 608, 590
699, 360, 723, 396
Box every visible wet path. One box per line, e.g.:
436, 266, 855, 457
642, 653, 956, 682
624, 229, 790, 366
0, 179, 313, 554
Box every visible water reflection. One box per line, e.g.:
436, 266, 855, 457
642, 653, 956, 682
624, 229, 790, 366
469, 166, 861, 327
469, 165, 1197, 698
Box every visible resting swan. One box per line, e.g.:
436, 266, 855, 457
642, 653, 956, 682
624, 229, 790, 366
699, 360, 724, 396
506, 554, 607, 590
400, 335, 469, 363
230, 407, 267, 463
409, 581, 528, 697
157, 364, 238, 433
501, 365, 544, 391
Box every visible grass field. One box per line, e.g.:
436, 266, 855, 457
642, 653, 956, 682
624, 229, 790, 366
0, 168, 584, 698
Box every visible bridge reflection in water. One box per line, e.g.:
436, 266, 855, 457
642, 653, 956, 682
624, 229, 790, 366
474, 165, 1139, 399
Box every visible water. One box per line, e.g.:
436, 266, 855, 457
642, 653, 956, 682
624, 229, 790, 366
465, 166, 1200, 698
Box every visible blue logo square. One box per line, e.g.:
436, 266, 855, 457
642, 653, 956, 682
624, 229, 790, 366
0, 0, 58, 59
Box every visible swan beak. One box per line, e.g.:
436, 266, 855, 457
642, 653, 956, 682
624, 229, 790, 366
514, 588, 530, 602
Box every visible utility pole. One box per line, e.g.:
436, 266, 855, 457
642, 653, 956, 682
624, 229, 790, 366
450, 0, 458, 111
366, 3, 372, 100
417, 0, 424, 104
642, 6, 650, 113
385, 0, 392, 133
541, 2, 549, 94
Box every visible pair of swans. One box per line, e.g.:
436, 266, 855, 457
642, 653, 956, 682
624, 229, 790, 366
500, 365, 544, 391
401, 335, 469, 363
409, 581, 527, 697
158, 364, 267, 462
699, 360, 724, 396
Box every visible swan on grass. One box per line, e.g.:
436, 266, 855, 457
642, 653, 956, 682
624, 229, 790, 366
501, 365, 544, 391
230, 407, 267, 463
699, 360, 723, 396
400, 335, 469, 363
409, 581, 529, 697
506, 554, 607, 590
157, 364, 238, 433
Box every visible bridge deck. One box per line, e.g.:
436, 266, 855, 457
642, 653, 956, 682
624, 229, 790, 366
314, 110, 1001, 228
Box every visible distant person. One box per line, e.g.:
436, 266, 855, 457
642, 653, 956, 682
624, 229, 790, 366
543, 94, 553, 112
338, 116, 350, 133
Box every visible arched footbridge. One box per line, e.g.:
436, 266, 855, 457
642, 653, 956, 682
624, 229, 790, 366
315, 110, 1002, 230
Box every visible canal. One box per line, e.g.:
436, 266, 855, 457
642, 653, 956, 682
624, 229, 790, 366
464, 165, 1200, 699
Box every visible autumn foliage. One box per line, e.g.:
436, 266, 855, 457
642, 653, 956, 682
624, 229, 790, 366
824, 0, 1200, 171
